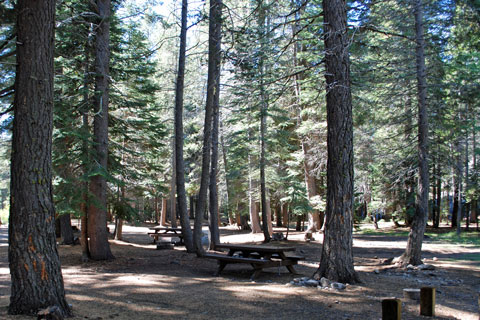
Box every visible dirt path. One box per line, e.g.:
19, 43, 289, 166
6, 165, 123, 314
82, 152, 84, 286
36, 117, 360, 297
0, 224, 479, 319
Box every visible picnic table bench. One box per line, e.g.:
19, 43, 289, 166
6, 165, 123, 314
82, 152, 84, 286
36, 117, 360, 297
203, 243, 304, 280
148, 226, 184, 245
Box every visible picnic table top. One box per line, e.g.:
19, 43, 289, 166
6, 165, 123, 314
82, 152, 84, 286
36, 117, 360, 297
214, 243, 296, 253
149, 226, 182, 232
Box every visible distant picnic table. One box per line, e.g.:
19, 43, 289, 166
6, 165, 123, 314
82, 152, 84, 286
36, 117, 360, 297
203, 243, 304, 280
148, 226, 184, 245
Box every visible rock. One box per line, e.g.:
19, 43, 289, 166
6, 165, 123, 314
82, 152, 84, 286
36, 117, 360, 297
37, 306, 64, 320
320, 277, 331, 287
418, 264, 435, 271
403, 288, 420, 300
331, 282, 346, 290
305, 279, 319, 287
406, 264, 416, 270
272, 232, 285, 241
374, 269, 380, 274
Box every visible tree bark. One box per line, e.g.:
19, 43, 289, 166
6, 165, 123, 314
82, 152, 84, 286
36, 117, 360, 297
174, 0, 194, 252
8, 0, 71, 315
160, 197, 167, 226
169, 143, 177, 227
81, 39, 91, 262
398, 0, 429, 266
314, 0, 358, 283
434, 175, 441, 228
114, 218, 123, 241
220, 121, 235, 225
209, 91, 221, 248
60, 214, 74, 245
88, 0, 114, 261
208, 0, 222, 246
194, 0, 223, 254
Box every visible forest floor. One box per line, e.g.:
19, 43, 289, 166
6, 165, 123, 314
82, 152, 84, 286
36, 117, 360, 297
0, 222, 479, 319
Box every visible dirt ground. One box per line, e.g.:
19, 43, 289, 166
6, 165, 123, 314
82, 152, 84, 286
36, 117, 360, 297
0, 222, 479, 320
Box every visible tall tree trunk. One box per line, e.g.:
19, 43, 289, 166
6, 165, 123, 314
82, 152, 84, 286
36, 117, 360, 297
154, 196, 159, 224
88, 0, 114, 261
208, 0, 223, 247
398, 0, 429, 266
81, 40, 91, 262
174, 0, 194, 252
248, 136, 262, 233
435, 175, 441, 228
282, 202, 289, 228
314, 0, 358, 283
220, 121, 234, 225
452, 173, 459, 228
8, 0, 71, 315
114, 218, 123, 241
209, 93, 221, 248
169, 143, 177, 227
456, 143, 463, 235
291, 1, 321, 235
194, 0, 223, 254
303, 142, 321, 233
160, 197, 167, 226
60, 214, 74, 245
257, 0, 271, 243
275, 203, 282, 227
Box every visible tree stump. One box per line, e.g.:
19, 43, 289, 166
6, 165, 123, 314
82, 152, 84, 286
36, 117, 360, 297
420, 287, 435, 316
382, 298, 401, 320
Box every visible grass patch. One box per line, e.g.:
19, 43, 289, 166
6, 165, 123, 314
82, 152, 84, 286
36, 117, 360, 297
355, 227, 480, 246
425, 231, 480, 246
354, 228, 410, 237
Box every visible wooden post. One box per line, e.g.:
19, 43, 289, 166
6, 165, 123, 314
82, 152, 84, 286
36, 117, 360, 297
420, 287, 435, 317
382, 298, 401, 320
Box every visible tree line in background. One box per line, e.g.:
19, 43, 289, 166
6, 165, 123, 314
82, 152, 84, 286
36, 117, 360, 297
0, 0, 479, 316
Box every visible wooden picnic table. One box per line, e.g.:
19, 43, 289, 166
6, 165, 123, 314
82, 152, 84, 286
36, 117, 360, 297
203, 243, 304, 280
148, 226, 184, 245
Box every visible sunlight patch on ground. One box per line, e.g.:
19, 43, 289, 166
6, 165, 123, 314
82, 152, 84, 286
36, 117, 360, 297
115, 275, 160, 285
436, 303, 478, 320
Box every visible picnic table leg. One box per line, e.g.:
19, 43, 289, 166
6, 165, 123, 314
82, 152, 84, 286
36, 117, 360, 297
286, 265, 297, 274
250, 267, 263, 281
277, 252, 298, 274
215, 261, 227, 276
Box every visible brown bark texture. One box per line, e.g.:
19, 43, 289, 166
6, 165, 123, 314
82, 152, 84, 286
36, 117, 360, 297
208, 0, 222, 246
173, 0, 194, 251
194, 0, 223, 254
88, 0, 114, 261
8, 0, 71, 315
398, 0, 429, 265
314, 0, 358, 283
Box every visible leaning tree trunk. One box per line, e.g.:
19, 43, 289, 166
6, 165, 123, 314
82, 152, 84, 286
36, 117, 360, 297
397, 0, 429, 266
174, 0, 194, 252
88, 0, 114, 261
8, 0, 71, 315
313, 0, 358, 284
